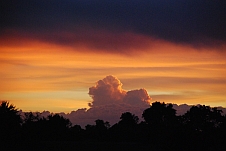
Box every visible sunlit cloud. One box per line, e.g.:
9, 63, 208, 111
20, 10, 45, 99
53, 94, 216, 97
0, 0, 226, 114
88, 75, 151, 107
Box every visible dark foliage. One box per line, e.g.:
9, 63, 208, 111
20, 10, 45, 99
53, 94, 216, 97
142, 102, 177, 127
1, 101, 226, 151
0, 101, 22, 142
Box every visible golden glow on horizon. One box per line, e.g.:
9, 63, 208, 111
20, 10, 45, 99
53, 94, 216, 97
0, 38, 226, 112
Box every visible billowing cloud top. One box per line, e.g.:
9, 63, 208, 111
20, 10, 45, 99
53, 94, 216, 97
18, 75, 226, 127
61, 75, 150, 126
88, 75, 126, 107
89, 75, 151, 107
1, 0, 226, 52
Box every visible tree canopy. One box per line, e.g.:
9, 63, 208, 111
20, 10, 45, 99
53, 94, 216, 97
1, 101, 226, 151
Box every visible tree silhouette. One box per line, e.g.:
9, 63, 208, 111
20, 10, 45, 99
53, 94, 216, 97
43, 114, 72, 140
1, 101, 226, 150
95, 119, 110, 130
0, 101, 22, 141
47, 114, 72, 129
142, 102, 177, 127
94, 119, 110, 140
177, 105, 225, 150
22, 113, 72, 141
71, 124, 82, 133
23, 112, 41, 123
69, 124, 84, 141
119, 112, 139, 126
182, 105, 223, 132
218, 115, 226, 145
108, 112, 139, 141
22, 112, 43, 141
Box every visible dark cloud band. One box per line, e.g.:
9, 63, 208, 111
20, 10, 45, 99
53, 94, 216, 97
1, 0, 226, 50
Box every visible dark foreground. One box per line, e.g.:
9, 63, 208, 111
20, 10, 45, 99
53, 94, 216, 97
2, 141, 225, 151
1, 101, 226, 151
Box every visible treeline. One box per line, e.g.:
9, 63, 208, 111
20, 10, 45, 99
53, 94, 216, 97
1, 101, 226, 150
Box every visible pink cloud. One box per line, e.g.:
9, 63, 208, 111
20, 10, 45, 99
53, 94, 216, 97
88, 75, 151, 108
20, 76, 226, 127
124, 89, 151, 107
88, 75, 126, 107
67, 75, 152, 126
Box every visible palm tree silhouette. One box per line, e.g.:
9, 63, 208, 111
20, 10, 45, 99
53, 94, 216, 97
0, 101, 22, 141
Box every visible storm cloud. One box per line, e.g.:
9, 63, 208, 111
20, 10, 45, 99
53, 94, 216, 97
1, 0, 226, 52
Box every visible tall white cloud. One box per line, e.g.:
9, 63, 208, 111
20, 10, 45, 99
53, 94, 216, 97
88, 75, 150, 107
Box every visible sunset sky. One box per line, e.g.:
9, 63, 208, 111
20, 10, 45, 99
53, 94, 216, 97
1, 0, 226, 114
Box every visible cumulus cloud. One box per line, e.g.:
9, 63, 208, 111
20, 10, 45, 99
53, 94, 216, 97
65, 75, 151, 127
172, 104, 226, 116
88, 75, 151, 107
172, 104, 193, 115
124, 89, 151, 107
88, 75, 126, 107
31, 104, 226, 128
19, 76, 226, 127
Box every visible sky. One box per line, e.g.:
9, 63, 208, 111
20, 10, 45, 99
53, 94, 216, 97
1, 0, 226, 119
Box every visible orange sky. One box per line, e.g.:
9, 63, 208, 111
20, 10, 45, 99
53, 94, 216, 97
1, 35, 226, 113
